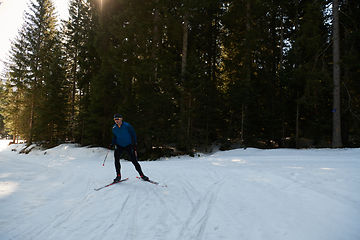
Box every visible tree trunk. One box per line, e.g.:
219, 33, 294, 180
181, 11, 188, 81
295, 0, 299, 148
152, 1, 159, 62
180, 9, 190, 150
71, 52, 77, 142
296, 97, 299, 148
332, 0, 342, 148
243, 0, 251, 146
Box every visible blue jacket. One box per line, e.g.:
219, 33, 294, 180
111, 122, 137, 147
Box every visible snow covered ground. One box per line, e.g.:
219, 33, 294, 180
0, 140, 359, 240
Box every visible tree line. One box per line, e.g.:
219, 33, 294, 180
1, 0, 359, 159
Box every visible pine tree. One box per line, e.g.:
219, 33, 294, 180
293, 0, 333, 147
3, 0, 68, 145
37, 37, 69, 146
340, 0, 360, 146
2, 27, 29, 142
64, 0, 94, 144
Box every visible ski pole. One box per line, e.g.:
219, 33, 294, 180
103, 148, 110, 166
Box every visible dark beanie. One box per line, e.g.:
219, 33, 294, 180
114, 113, 122, 118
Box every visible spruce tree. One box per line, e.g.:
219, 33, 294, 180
37, 37, 69, 146
64, 0, 94, 144
4, 0, 68, 145
2, 27, 29, 142
340, 0, 360, 146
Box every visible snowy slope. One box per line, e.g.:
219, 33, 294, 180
0, 140, 359, 240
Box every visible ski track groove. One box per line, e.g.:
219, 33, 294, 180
275, 167, 358, 240
195, 179, 225, 240
321, 193, 357, 240
124, 187, 139, 240
123, 185, 151, 240
103, 193, 132, 235
182, 179, 198, 207
271, 177, 309, 240
213, 177, 255, 238
273, 191, 310, 240
2, 162, 94, 240
261, 173, 309, 240
55, 193, 93, 227
151, 188, 183, 225
176, 179, 207, 240
176, 177, 225, 240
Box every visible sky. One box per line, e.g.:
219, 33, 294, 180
0, 0, 70, 74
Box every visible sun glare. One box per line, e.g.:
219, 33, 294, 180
0, 181, 19, 199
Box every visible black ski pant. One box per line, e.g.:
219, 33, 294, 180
114, 144, 144, 177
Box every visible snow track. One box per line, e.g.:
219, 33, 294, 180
0, 142, 359, 240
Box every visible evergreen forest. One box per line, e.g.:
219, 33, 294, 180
1, 0, 359, 159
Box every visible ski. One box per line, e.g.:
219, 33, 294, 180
136, 176, 167, 187
94, 178, 129, 191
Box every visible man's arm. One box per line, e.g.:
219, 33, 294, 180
127, 124, 137, 144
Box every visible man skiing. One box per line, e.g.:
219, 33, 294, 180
110, 114, 149, 182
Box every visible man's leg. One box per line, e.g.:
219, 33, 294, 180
114, 146, 124, 176
124, 145, 144, 176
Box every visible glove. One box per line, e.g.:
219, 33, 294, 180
108, 144, 113, 149
133, 143, 137, 151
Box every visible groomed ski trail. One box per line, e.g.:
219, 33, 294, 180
1, 143, 359, 240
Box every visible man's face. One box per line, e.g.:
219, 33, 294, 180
114, 117, 122, 125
